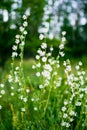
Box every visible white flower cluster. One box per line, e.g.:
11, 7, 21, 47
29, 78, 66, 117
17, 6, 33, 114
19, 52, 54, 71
12, 15, 28, 58
0, 83, 5, 110
59, 31, 66, 57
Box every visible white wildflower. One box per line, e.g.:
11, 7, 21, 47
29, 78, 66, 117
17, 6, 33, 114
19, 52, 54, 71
11, 93, 14, 96
36, 55, 40, 60
23, 15, 27, 20
62, 31, 66, 36
59, 51, 65, 57
59, 44, 64, 50
34, 107, 38, 111
39, 34, 44, 40
44, 64, 52, 72
62, 37, 66, 42
79, 61, 82, 66
36, 63, 41, 67
15, 66, 19, 70
64, 101, 68, 105
15, 34, 20, 39
75, 65, 80, 70
75, 101, 82, 106
12, 45, 17, 51
1, 90, 5, 95
21, 41, 25, 46
62, 106, 66, 112
23, 21, 28, 27
21, 107, 25, 112
26, 89, 30, 93
23, 98, 27, 103
23, 31, 27, 35
0, 84, 4, 88
31, 98, 34, 101
63, 113, 68, 118
41, 42, 47, 49
39, 84, 44, 89
50, 47, 53, 51
36, 72, 40, 77
69, 110, 75, 116
19, 26, 24, 32
66, 123, 70, 128
42, 57, 47, 62
0, 105, 2, 110
15, 39, 20, 44
61, 121, 66, 126
12, 52, 18, 58
32, 65, 35, 69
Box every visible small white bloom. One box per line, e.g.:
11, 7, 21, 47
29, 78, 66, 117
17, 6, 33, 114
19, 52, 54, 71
75, 101, 82, 106
44, 64, 52, 72
15, 76, 19, 82
64, 101, 68, 105
20, 95, 23, 100
23, 31, 27, 35
26, 89, 30, 93
1, 90, 5, 95
23, 21, 28, 27
62, 106, 66, 112
47, 52, 51, 57
34, 107, 38, 111
62, 37, 66, 42
11, 93, 14, 96
37, 50, 45, 56
0, 95, 2, 98
59, 44, 64, 50
50, 47, 53, 51
21, 107, 25, 112
61, 121, 66, 126
15, 66, 19, 70
79, 61, 82, 66
39, 34, 44, 40
32, 65, 36, 69
12, 45, 17, 51
15, 35, 20, 39
23, 15, 27, 19
62, 31, 66, 36
63, 113, 68, 118
19, 26, 24, 32
59, 51, 65, 57
82, 71, 85, 75
36, 55, 40, 60
75, 65, 80, 70
0, 84, 4, 88
21, 41, 25, 46
8, 75, 13, 82
23, 98, 27, 103
69, 110, 75, 116
66, 123, 70, 128
36, 63, 41, 67
39, 84, 44, 89
36, 72, 40, 77
12, 52, 18, 58
42, 57, 47, 62
42, 70, 50, 79
41, 42, 47, 49
31, 98, 34, 101
15, 39, 20, 44
70, 118, 74, 122
19, 82, 22, 86
0, 105, 2, 110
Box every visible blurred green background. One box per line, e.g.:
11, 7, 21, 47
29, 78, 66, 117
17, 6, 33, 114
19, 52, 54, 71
0, 0, 87, 67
